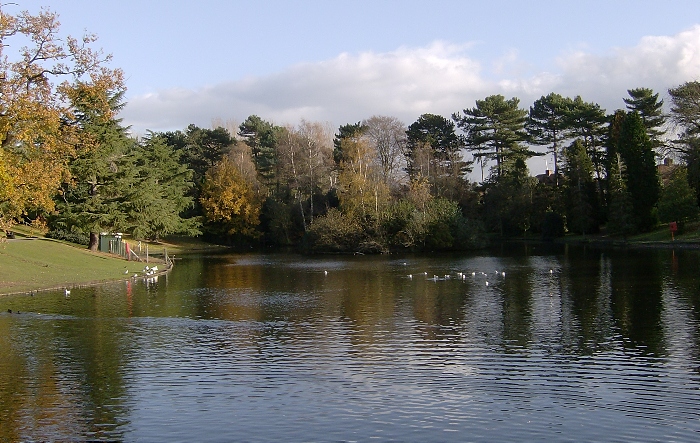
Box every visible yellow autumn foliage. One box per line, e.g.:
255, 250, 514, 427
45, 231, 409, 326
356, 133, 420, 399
0, 6, 124, 228
200, 156, 262, 238
337, 138, 390, 221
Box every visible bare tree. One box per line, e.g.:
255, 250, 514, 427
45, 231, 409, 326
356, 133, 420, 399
298, 120, 333, 224
228, 140, 261, 194
276, 120, 333, 229
362, 115, 408, 188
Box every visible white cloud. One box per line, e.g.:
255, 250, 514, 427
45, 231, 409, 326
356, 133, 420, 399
545, 25, 700, 111
123, 41, 489, 134
122, 26, 700, 136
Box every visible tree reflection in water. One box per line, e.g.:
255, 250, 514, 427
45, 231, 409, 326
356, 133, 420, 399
1, 245, 700, 442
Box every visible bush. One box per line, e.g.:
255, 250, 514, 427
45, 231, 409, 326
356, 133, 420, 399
405, 198, 486, 251
305, 208, 365, 252
46, 229, 90, 246
658, 167, 699, 226
541, 211, 565, 240
381, 200, 415, 247
453, 216, 488, 249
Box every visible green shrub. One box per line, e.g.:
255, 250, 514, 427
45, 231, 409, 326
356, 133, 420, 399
46, 229, 90, 246
305, 208, 364, 252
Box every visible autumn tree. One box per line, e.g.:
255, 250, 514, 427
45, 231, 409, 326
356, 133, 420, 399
336, 135, 390, 223
0, 6, 124, 232
228, 139, 262, 193
276, 121, 333, 231
298, 120, 334, 223
200, 156, 262, 242
333, 122, 366, 166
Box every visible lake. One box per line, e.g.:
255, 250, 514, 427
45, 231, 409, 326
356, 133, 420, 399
1, 243, 700, 442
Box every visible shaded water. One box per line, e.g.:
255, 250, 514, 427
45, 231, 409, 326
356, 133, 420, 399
1, 244, 700, 442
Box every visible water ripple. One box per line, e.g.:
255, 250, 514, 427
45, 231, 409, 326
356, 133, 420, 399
2, 249, 700, 442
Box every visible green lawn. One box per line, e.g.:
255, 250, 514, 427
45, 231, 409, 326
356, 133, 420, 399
152, 235, 228, 255
0, 238, 133, 295
560, 221, 700, 245
628, 221, 700, 242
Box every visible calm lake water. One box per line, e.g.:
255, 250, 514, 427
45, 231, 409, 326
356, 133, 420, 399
1, 243, 700, 442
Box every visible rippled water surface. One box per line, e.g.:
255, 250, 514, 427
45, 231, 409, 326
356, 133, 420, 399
2, 244, 700, 442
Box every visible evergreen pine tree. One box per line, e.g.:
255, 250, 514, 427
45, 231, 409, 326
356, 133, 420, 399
617, 112, 661, 231
453, 95, 536, 180
527, 93, 573, 184
405, 114, 468, 196
124, 136, 200, 241
624, 88, 666, 150
606, 154, 635, 238
239, 115, 280, 190
53, 88, 133, 250
564, 139, 597, 234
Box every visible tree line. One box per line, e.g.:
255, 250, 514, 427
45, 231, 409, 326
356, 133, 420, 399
3, 7, 700, 253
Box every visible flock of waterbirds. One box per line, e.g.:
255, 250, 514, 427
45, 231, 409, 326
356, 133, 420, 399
60, 265, 161, 299
404, 269, 506, 286
321, 262, 557, 288
3, 262, 557, 315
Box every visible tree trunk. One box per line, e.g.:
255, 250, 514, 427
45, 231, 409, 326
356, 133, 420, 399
88, 232, 99, 251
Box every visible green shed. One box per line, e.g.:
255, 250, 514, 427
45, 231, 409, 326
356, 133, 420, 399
99, 233, 122, 253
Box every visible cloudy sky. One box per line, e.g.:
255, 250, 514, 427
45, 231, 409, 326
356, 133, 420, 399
14, 0, 700, 172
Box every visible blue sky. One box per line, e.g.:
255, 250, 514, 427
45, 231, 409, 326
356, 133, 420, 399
12, 1, 700, 173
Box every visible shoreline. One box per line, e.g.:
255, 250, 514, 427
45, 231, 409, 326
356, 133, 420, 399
0, 265, 173, 297
3, 233, 699, 297
552, 237, 700, 250
0, 237, 173, 296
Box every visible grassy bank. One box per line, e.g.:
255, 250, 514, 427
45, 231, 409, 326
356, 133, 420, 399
3, 220, 697, 296
0, 228, 229, 295
559, 221, 700, 247
0, 238, 135, 295
147, 235, 229, 256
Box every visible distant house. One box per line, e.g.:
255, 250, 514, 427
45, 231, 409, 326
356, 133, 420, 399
657, 158, 679, 186
536, 168, 560, 186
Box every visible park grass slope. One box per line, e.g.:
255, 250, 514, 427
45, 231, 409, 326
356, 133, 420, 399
0, 238, 133, 295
